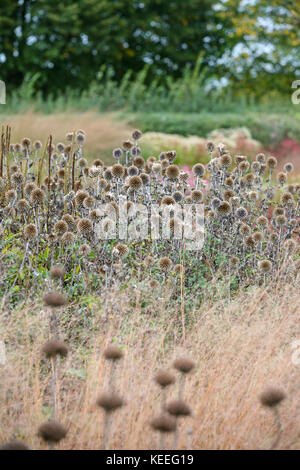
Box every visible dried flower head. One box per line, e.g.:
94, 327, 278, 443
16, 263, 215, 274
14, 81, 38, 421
151, 414, 177, 433
155, 370, 175, 388
42, 340, 68, 359
166, 400, 192, 417
173, 357, 194, 374
104, 345, 123, 361
43, 291, 67, 308
96, 392, 125, 412
38, 421, 67, 443
260, 387, 286, 408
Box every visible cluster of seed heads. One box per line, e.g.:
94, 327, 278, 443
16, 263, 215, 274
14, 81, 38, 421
0, 127, 299, 304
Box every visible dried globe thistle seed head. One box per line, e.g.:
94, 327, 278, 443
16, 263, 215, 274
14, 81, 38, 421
251, 161, 261, 173
161, 196, 175, 206
112, 148, 123, 160
267, 156, 277, 169
158, 257, 173, 272
43, 291, 67, 308
140, 172, 150, 185
122, 139, 134, 150
220, 153, 232, 168
155, 370, 176, 388
283, 162, 294, 173
166, 400, 192, 417
173, 191, 183, 203
42, 339, 68, 359
281, 192, 293, 205
132, 129, 142, 141
173, 357, 194, 374
211, 197, 221, 209
276, 215, 287, 227
56, 142, 65, 153
38, 421, 67, 443
174, 264, 184, 275
62, 214, 75, 228
129, 175, 142, 191
11, 171, 25, 187
256, 153, 266, 164
130, 146, 141, 157
216, 201, 231, 215
245, 235, 255, 249
144, 256, 154, 267
127, 165, 139, 176
62, 231, 75, 245
112, 163, 125, 179
50, 266, 65, 280
115, 243, 128, 257
260, 387, 286, 408
78, 158, 88, 168
24, 223, 37, 240
75, 190, 89, 206
30, 188, 45, 205
149, 279, 160, 289
257, 215, 268, 227
235, 206, 248, 220
17, 199, 30, 213
54, 220, 68, 235
133, 156, 144, 169
96, 392, 125, 412
277, 172, 287, 185
192, 163, 205, 177
284, 239, 296, 253
21, 137, 31, 148
76, 132, 86, 144
77, 218, 93, 235
191, 190, 203, 203
223, 189, 234, 201
225, 177, 234, 187
248, 191, 257, 201
104, 345, 123, 361
259, 260, 272, 273
206, 141, 215, 153
151, 414, 177, 433
166, 165, 179, 180
83, 196, 95, 209
238, 161, 250, 173
0, 440, 29, 450
24, 183, 37, 196
253, 231, 263, 243
78, 244, 91, 257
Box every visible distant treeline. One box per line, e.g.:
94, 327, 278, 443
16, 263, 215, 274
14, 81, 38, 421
0, 0, 299, 99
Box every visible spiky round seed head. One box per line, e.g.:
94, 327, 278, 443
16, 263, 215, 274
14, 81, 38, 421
174, 264, 184, 275
207, 141, 215, 153
277, 172, 287, 185
220, 153, 232, 168
223, 189, 234, 201
133, 156, 144, 169
253, 232, 263, 243
276, 215, 287, 227
284, 162, 294, 173
238, 161, 250, 173
78, 244, 91, 257
56, 142, 65, 153
43, 291, 67, 308
267, 156, 277, 169
260, 387, 286, 408
251, 161, 261, 173
166, 400, 192, 417
83, 196, 95, 209
77, 218, 93, 235
122, 140, 134, 150
24, 223, 37, 240
75, 190, 89, 206
0, 440, 29, 450
236, 207, 248, 219
62, 231, 74, 245
131, 146, 141, 157
158, 257, 173, 272
21, 137, 31, 148
257, 215, 268, 227
96, 392, 125, 412
54, 220, 68, 235
256, 153, 266, 164
128, 165, 139, 177
50, 266, 65, 280
144, 256, 154, 267
42, 340, 68, 359
38, 421, 67, 443
17, 199, 29, 213
217, 201, 231, 215
172, 191, 183, 203
259, 260, 272, 273
225, 177, 234, 187
132, 129, 142, 141
245, 235, 255, 249
76, 132, 86, 144
166, 165, 179, 180
155, 370, 175, 388
284, 239, 296, 253
104, 345, 123, 361
281, 192, 293, 205
248, 191, 257, 201
129, 175, 142, 190
112, 163, 125, 179
161, 196, 175, 206
191, 190, 203, 203
115, 243, 128, 257
140, 173, 150, 185
149, 279, 160, 289
173, 357, 194, 374
151, 414, 177, 433
30, 188, 45, 205
192, 163, 205, 177
11, 171, 25, 187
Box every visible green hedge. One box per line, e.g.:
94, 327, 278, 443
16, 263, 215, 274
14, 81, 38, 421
128, 112, 300, 146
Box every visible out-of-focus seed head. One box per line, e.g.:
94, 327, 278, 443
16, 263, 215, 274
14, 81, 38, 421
173, 357, 194, 374
43, 291, 67, 308
42, 339, 68, 359
38, 421, 67, 443
260, 387, 286, 408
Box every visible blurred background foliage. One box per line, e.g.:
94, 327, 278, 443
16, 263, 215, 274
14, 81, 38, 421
0, 0, 300, 160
